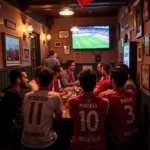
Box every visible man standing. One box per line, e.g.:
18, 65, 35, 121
100, 68, 139, 150
44, 50, 60, 69
69, 69, 109, 150
94, 63, 111, 95
22, 67, 62, 149
0, 68, 29, 150
61, 60, 79, 87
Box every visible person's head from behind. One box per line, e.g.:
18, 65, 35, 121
78, 69, 96, 92
97, 63, 104, 74
9, 68, 29, 87
52, 65, 63, 79
110, 67, 128, 89
49, 50, 54, 56
115, 63, 129, 76
38, 67, 54, 89
102, 63, 111, 77
35, 66, 44, 79
66, 60, 75, 71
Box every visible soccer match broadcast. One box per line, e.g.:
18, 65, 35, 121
72, 26, 110, 50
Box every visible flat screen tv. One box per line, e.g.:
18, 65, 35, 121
72, 26, 110, 50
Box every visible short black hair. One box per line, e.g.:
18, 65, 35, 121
35, 66, 44, 77
110, 67, 128, 87
38, 67, 54, 86
52, 65, 61, 74
102, 64, 112, 74
9, 68, 26, 84
49, 50, 54, 56
115, 63, 129, 74
78, 69, 96, 92
66, 60, 75, 69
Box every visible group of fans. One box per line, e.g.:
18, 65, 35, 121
0, 51, 140, 150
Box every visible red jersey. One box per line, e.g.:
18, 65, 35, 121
69, 93, 109, 150
97, 78, 109, 93
101, 90, 139, 147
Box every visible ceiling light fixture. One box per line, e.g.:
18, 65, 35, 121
59, 7, 74, 16
70, 7, 79, 32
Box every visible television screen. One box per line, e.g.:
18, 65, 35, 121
72, 26, 110, 50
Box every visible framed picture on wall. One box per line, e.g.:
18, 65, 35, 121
54, 41, 62, 47
134, 0, 143, 38
2, 32, 21, 66
129, 11, 134, 31
0, 4, 3, 24
143, 0, 150, 21
141, 64, 150, 91
144, 34, 150, 55
64, 45, 70, 55
59, 30, 69, 39
137, 43, 143, 62
121, 14, 125, 31
23, 47, 30, 60
125, 9, 129, 28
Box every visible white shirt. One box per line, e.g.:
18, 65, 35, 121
22, 90, 62, 148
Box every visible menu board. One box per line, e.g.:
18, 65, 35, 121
123, 44, 130, 67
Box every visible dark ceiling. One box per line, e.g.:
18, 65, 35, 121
18, 0, 133, 18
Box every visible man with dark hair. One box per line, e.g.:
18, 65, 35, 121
0, 68, 29, 150
69, 69, 109, 150
44, 50, 60, 69
61, 60, 79, 87
27, 65, 44, 91
52, 65, 63, 92
94, 63, 111, 95
22, 67, 62, 150
96, 62, 104, 81
100, 68, 139, 150
115, 63, 137, 94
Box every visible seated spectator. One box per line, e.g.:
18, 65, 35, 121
52, 65, 63, 92
0, 68, 29, 150
44, 50, 60, 69
69, 69, 109, 150
27, 66, 43, 91
61, 60, 79, 87
100, 67, 139, 150
93, 63, 111, 95
115, 63, 137, 94
22, 67, 62, 150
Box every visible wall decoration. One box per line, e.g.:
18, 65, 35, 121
74, 52, 81, 59
144, 34, 150, 55
125, 9, 129, 28
141, 64, 150, 92
127, 31, 131, 42
23, 47, 30, 60
143, 0, 150, 21
117, 23, 120, 40
54, 41, 62, 47
134, 0, 143, 38
59, 30, 69, 39
129, 11, 134, 31
121, 14, 125, 31
5, 19, 16, 30
0, 4, 3, 24
137, 43, 143, 62
64, 45, 70, 55
2, 32, 21, 67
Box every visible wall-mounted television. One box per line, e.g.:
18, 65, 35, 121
72, 26, 110, 50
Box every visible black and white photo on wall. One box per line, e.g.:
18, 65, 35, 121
129, 10, 134, 31
5, 19, 16, 30
137, 43, 143, 62
121, 14, 125, 31
134, 0, 143, 38
125, 8, 129, 28
117, 23, 120, 40
144, 34, 150, 55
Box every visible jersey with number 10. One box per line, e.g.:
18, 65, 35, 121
69, 93, 109, 150
101, 90, 138, 146
22, 90, 62, 148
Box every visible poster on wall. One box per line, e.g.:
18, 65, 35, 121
23, 47, 30, 60
64, 46, 70, 55
74, 52, 81, 59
